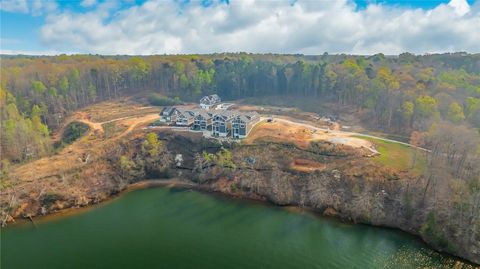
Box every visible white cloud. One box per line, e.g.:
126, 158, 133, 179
0, 0, 28, 13
36, 0, 480, 55
80, 0, 97, 8
0, 0, 57, 15
448, 0, 471, 15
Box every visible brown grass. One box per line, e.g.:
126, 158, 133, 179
83, 98, 160, 122
3, 100, 163, 215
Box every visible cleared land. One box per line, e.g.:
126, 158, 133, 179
244, 116, 430, 175
354, 136, 427, 175
8, 99, 428, 185
2, 99, 427, 222
245, 117, 378, 155
82, 100, 160, 122
3, 99, 163, 206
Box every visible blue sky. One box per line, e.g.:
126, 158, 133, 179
1, 0, 479, 55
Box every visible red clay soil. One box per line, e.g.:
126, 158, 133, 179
289, 158, 327, 172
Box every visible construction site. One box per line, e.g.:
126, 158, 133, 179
1, 97, 426, 225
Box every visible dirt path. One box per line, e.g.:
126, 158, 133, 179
54, 111, 159, 141
52, 111, 104, 141
273, 117, 429, 152
77, 119, 104, 133
8, 109, 160, 186
113, 113, 160, 140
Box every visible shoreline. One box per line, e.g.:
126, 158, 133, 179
3, 179, 479, 267
3, 179, 197, 228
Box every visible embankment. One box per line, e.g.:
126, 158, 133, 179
1, 131, 478, 265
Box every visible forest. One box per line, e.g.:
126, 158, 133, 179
1, 53, 479, 174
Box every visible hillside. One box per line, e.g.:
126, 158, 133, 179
0, 98, 479, 265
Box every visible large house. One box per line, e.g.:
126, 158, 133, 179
175, 109, 196, 126
159, 104, 260, 139
192, 111, 213, 131
232, 112, 260, 139
212, 111, 235, 137
200, 94, 221, 109
159, 106, 178, 123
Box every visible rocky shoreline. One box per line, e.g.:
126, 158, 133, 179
6, 175, 479, 267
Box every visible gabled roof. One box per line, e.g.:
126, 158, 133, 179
200, 94, 221, 105
214, 110, 236, 121
210, 94, 220, 101
245, 111, 259, 119
195, 110, 213, 119
160, 106, 177, 115
176, 108, 196, 118
234, 111, 260, 122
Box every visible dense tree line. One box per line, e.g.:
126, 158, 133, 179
1, 53, 479, 164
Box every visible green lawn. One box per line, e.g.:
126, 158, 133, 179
354, 136, 427, 175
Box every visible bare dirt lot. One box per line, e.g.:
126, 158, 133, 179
233, 104, 338, 130
244, 117, 378, 155
82, 100, 160, 122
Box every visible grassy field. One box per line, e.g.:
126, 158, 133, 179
354, 136, 427, 175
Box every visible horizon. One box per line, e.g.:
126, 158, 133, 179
0, 51, 478, 57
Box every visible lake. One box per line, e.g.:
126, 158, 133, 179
1, 187, 467, 269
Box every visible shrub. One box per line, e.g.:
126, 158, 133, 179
420, 211, 449, 249
148, 93, 182, 106
41, 193, 64, 207
54, 122, 89, 148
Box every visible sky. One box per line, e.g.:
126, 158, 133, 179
0, 0, 479, 55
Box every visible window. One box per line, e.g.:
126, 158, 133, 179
240, 124, 245, 128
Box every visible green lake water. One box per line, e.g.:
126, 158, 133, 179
1, 187, 468, 269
